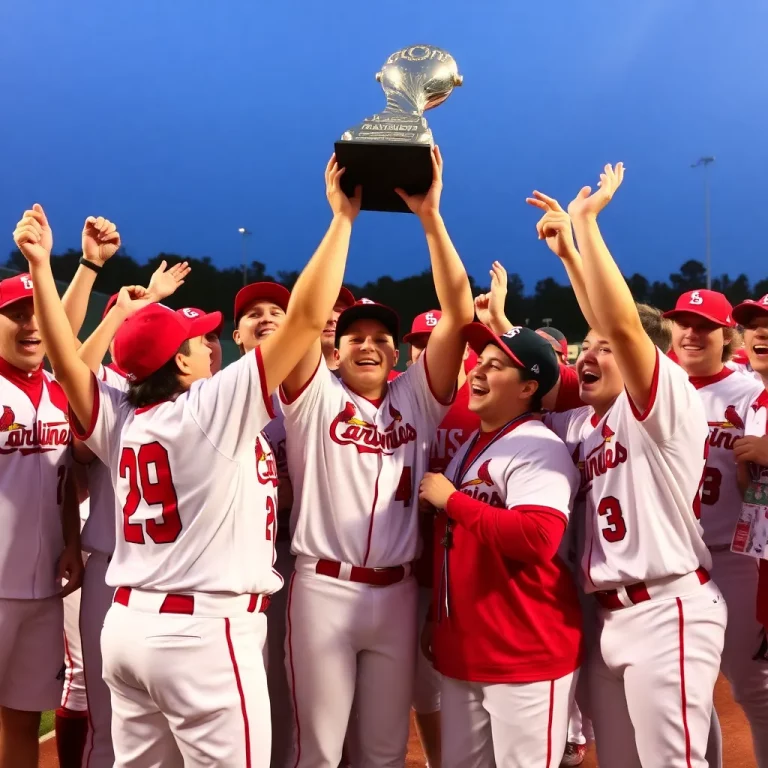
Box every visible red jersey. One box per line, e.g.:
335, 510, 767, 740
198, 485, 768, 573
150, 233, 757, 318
415, 382, 479, 587
432, 417, 582, 683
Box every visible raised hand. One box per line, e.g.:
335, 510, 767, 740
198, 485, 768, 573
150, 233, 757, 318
526, 191, 579, 261
567, 163, 625, 219
115, 285, 154, 318
474, 261, 508, 328
146, 260, 191, 303
12, 204, 53, 266
82, 216, 121, 265
326, 154, 362, 221
395, 145, 443, 220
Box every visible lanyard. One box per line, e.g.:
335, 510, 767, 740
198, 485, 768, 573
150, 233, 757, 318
438, 411, 533, 620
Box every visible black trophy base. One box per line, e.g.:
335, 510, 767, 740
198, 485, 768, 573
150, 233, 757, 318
334, 141, 432, 213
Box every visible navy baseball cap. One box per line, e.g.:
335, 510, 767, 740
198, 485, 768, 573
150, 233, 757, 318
463, 323, 560, 396
335, 299, 400, 346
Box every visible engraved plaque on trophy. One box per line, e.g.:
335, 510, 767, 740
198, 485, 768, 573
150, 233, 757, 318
335, 45, 463, 213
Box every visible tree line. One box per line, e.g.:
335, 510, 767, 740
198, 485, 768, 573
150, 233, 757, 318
5, 248, 764, 343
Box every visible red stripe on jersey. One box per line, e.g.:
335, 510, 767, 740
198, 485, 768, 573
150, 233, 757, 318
225, 618, 252, 767
286, 575, 302, 768
362, 468, 382, 566
280, 356, 321, 405
423, 348, 457, 407
69, 373, 101, 441
255, 347, 276, 419
61, 627, 75, 709
628, 347, 660, 422
676, 597, 693, 768
545, 680, 555, 767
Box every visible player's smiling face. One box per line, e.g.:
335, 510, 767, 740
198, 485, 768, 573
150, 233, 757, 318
742, 315, 768, 378
671, 313, 725, 376
467, 344, 536, 426
0, 298, 45, 371
576, 330, 623, 412
337, 319, 398, 394
234, 301, 286, 352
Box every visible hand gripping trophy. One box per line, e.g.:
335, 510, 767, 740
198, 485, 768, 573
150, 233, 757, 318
335, 44, 463, 213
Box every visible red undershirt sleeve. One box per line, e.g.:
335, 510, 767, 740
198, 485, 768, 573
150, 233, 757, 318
554, 364, 583, 412
445, 492, 567, 562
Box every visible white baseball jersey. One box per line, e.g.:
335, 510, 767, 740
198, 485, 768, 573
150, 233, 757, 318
546, 350, 711, 592
691, 368, 764, 546
281, 352, 450, 566
0, 364, 72, 598
744, 389, 768, 463
80, 364, 130, 557
72, 348, 282, 594
263, 397, 287, 476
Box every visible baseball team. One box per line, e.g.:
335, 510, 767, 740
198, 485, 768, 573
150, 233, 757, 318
2, 151, 768, 768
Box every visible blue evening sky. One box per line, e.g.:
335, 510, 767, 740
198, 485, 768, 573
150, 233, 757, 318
1, 0, 766, 292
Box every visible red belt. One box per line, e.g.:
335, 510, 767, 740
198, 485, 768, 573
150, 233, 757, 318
315, 559, 407, 587
113, 586, 270, 615
594, 567, 710, 610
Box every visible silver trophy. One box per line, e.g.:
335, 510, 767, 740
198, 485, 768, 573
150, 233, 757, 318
335, 45, 463, 213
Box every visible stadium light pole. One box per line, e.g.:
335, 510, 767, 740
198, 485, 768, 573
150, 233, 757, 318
691, 157, 715, 289
238, 227, 252, 287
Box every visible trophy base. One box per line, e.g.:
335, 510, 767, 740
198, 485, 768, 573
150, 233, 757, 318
334, 141, 432, 214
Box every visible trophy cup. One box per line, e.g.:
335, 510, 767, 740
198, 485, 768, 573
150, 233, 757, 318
335, 45, 463, 213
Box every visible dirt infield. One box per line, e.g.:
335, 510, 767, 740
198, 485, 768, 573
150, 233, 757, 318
39, 675, 755, 767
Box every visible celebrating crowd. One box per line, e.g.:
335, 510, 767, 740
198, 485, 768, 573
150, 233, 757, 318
2, 149, 768, 768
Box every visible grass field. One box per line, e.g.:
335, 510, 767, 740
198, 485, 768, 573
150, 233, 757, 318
40, 710, 54, 738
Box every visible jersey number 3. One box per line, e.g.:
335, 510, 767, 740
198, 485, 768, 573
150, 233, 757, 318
120, 443, 182, 545
597, 496, 627, 543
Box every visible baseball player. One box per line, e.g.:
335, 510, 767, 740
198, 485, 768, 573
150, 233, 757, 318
0, 270, 82, 768
526, 166, 726, 768
663, 289, 768, 766
322, 286, 356, 371
13, 156, 360, 766
280, 146, 474, 768
403, 309, 479, 768
732, 296, 768, 642
58, 227, 192, 768
419, 324, 582, 768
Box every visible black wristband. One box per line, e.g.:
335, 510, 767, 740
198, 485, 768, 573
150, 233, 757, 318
79, 257, 102, 273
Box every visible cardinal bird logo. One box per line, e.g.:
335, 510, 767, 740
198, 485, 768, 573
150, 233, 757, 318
0, 406, 22, 432
601, 422, 615, 443
338, 401, 369, 428
724, 405, 745, 430
460, 459, 494, 489
385, 403, 403, 432
708, 405, 745, 431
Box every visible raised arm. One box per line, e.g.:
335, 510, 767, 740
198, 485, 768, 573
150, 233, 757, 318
61, 216, 121, 338
396, 147, 475, 401
568, 163, 656, 413
267, 155, 361, 396
526, 191, 599, 333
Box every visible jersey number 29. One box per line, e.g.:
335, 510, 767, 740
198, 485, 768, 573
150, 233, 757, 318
120, 443, 182, 544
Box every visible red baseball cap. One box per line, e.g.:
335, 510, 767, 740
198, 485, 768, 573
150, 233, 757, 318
0, 273, 33, 310
177, 307, 223, 337
335, 299, 400, 345
403, 310, 442, 343
733, 295, 768, 326
102, 293, 119, 319
336, 287, 356, 310
662, 290, 735, 328
113, 304, 223, 382
234, 282, 290, 324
